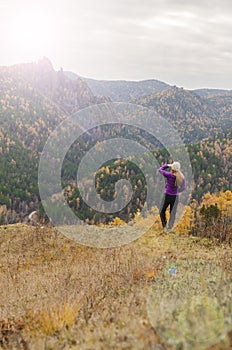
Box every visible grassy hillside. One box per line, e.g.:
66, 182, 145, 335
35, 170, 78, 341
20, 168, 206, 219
0, 224, 231, 350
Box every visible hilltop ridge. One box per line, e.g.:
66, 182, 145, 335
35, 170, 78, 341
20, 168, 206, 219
67, 72, 172, 102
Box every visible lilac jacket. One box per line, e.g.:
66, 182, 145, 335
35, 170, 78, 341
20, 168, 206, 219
159, 164, 186, 196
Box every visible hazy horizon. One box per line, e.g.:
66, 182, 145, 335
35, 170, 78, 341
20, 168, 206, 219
1, 0, 232, 90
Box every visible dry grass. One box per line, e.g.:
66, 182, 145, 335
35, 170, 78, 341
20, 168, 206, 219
0, 223, 231, 349
25, 297, 82, 336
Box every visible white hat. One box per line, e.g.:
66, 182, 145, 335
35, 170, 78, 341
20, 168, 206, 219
168, 161, 181, 172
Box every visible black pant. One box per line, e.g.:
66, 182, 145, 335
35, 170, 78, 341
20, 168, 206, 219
160, 194, 178, 229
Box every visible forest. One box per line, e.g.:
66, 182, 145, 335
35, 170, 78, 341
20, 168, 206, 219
0, 60, 231, 228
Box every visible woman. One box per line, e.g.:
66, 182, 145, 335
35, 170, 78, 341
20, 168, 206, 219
159, 161, 186, 231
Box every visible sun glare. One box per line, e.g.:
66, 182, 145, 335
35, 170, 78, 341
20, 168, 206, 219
5, 10, 57, 62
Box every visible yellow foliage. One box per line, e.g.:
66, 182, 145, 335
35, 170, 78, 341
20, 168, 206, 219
110, 217, 126, 226
200, 190, 232, 218
134, 209, 141, 221
105, 166, 110, 175
144, 269, 157, 279
175, 206, 195, 234
26, 298, 81, 335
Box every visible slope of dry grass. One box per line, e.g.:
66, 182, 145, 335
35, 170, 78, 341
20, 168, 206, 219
0, 224, 231, 350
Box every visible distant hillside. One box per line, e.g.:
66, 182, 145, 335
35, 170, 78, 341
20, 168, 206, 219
0, 58, 109, 151
0, 59, 108, 222
65, 71, 171, 101
188, 129, 232, 200
135, 86, 226, 144
205, 93, 232, 129
65, 71, 231, 140
193, 88, 232, 97
11, 57, 108, 115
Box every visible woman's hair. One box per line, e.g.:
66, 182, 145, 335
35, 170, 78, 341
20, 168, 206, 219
172, 170, 184, 187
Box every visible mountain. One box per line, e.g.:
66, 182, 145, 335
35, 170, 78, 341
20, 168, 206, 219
193, 88, 232, 98
0, 58, 108, 222
0, 58, 109, 151
11, 57, 108, 115
204, 93, 232, 129
135, 86, 226, 144
65, 71, 231, 140
65, 71, 171, 101
0, 59, 231, 224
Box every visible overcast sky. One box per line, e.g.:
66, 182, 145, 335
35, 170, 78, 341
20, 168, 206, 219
1, 0, 232, 89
